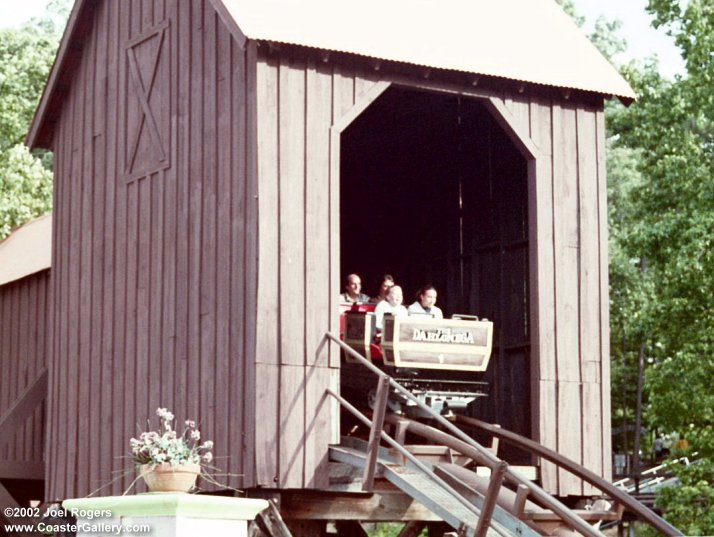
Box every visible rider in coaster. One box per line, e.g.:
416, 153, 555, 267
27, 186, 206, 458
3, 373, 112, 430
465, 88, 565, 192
339, 273, 371, 304
407, 284, 443, 319
370, 274, 395, 304
374, 284, 408, 330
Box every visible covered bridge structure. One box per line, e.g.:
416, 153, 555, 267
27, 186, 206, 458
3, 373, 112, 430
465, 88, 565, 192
3, 0, 636, 521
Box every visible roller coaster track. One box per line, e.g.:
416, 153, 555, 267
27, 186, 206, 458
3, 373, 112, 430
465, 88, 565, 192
325, 332, 683, 537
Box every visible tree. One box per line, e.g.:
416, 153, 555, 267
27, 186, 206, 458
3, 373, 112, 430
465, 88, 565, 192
0, 0, 68, 239
559, 1, 713, 531
603, 1, 714, 531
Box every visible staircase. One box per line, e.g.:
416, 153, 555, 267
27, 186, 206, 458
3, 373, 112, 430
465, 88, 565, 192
325, 332, 684, 537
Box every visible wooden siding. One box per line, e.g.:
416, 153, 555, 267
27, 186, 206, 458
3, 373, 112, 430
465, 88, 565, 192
254, 50, 378, 488
46, 0, 255, 500
505, 94, 612, 496
38, 0, 611, 499
0, 271, 49, 469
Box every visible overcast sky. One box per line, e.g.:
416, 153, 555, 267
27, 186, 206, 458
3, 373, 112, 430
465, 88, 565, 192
1, 0, 685, 78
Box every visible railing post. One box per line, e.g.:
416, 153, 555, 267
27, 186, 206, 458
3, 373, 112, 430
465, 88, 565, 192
475, 461, 507, 537
362, 374, 390, 491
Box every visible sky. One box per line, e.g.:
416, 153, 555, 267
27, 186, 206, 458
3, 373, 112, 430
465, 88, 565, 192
0, 0, 686, 78
571, 0, 685, 78
0, 0, 49, 28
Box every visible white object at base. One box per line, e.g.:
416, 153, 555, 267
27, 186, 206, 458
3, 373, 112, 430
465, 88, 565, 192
63, 493, 269, 537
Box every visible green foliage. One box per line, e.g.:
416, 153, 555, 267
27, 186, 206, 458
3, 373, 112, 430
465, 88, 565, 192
0, 144, 52, 238
654, 461, 714, 535
366, 524, 426, 537
0, 1, 67, 239
601, 1, 714, 531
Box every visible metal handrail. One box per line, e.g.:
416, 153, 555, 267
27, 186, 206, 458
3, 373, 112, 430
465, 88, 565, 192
326, 332, 605, 537
326, 389, 487, 523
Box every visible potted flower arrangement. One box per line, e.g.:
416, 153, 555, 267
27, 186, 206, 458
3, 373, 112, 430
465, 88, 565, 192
130, 408, 213, 493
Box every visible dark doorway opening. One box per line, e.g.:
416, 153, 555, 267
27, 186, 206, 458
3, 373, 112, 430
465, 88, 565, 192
340, 87, 532, 460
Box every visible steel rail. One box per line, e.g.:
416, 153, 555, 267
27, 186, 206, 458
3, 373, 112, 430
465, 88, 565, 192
327, 331, 683, 536
326, 333, 605, 537
325, 389, 490, 532
454, 415, 683, 536
382, 413, 606, 537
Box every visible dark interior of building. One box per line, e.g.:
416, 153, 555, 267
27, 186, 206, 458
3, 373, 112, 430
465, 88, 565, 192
340, 87, 532, 461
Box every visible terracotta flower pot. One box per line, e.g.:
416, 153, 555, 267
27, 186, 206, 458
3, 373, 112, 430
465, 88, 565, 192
140, 462, 201, 493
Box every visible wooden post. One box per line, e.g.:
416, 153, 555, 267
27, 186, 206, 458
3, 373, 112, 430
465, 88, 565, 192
362, 374, 390, 491
513, 484, 529, 517
475, 461, 508, 537
254, 500, 293, 537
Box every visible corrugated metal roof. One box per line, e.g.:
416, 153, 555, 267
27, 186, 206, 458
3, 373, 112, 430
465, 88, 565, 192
0, 214, 52, 286
218, 0, 635, 100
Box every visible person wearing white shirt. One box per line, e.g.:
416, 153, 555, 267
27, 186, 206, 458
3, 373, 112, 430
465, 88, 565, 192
407, 285, 443, 319
374, 285, 408, 330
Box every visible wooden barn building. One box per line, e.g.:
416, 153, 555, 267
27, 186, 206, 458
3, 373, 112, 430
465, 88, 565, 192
3, 0, 636, 522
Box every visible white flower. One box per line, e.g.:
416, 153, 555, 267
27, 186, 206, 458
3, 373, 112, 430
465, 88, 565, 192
156, 407, 174, 421
132, 409, 212, 467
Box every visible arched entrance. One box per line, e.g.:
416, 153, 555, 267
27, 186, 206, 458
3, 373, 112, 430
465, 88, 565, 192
338, 85, 534, 462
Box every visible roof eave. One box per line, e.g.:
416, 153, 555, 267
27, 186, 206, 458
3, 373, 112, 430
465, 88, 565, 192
25, 0, 90, 150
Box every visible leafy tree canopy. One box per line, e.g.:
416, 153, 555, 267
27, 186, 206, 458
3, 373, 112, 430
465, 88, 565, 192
0, 0, 68, 239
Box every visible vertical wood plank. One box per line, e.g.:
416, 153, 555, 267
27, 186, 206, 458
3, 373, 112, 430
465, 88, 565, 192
173, 0, 190, 454
557, 381, 583, 495
528, 96, 558, 493
528, 98, 556, 381
256, 52, 280, 366
65, 32, 86, 495
596, 108, 612, 482
186, 0, 204, 426
582, 382, 602, 495
553, 101, 583, 495
305, 61, 331, 368
577, 107, 601, 384
229, 37, 249, 489
279, 364, 306, 487
109, 0, 129, 495
538, 380, 559, 494
576, 107, 601, 495
160, 0, 177, 424
304, 366, 331, 488
552, 102, 580, 383
199, 0, 218, 468
276, 53, 307, 486
255, 363, 279, 486
88, 7, 104, 492
278, 54, 306, 367
329, 60, 355, 367
243, 41, 259, 487
505, 95, 530, 137
304, 59, 333, 486
253, 50, 281, 489
214, 5, 232, 486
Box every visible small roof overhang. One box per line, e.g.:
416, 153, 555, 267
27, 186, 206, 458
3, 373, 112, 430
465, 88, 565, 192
0, 213, 52, 287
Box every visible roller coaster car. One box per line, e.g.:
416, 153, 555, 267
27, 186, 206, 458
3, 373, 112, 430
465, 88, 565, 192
341, 311, 493, 417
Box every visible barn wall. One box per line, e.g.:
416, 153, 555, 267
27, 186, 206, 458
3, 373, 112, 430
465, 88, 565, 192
41, 0, 611, 498
505, 94, 611, 496
0, 271, 49, 469
253, 49, 380, 488
253, 49, 612, 495
47, 0, 256, 499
